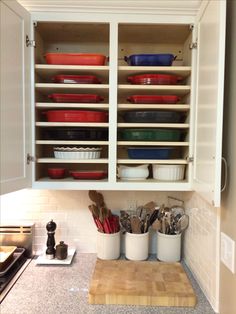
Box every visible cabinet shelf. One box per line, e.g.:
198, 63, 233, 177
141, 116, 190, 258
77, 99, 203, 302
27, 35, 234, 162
35, 83, 109, 95
35, 64, 109, 81
36, 122, 109, 127
117, 159, 188, 164
118, 85, 191, 96
118, 104, 190, 111
117, 141, 189, 146
37, 158, 108, 163
36, 140, 109, 145
117, 123, 189, 128
117, 178, 188, 183
38, 177, 108, 182
36, 103, 109, 109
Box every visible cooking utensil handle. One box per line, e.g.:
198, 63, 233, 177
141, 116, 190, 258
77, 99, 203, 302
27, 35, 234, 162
221, 157, 228, 192
95, 218, 104, 233
103, 218, 112, 234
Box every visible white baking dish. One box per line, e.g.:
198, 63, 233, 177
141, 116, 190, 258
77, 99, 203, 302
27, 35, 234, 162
152, 164, 185, 181
54, 147, 101, 159
117, 164, 149, 180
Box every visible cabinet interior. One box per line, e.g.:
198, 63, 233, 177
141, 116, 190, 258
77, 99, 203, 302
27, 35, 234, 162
35, 22, 110, 65
116, 23, 192, 183
34, 21, 193, 187
118, 24, 192, 66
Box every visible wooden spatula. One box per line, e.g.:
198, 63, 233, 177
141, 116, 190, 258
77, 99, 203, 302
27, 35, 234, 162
143, 201, 157, 214
131, 216, 141, 234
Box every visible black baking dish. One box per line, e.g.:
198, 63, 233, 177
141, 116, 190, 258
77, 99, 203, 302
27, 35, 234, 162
42, 127, 108, 140
123, 110, 183, 123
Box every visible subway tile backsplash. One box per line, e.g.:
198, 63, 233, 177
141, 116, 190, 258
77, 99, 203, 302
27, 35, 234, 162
0, 188, 219, 310
183, 192, 220, 312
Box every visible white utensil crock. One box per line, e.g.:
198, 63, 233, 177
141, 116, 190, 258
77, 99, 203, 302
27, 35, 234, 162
97, 231, 120, 260
125, 231, 149, 261
156, 231, 181, 262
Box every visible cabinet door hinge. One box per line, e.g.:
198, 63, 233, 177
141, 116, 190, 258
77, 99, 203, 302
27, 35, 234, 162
27, 154, 36, 164
26, 35, 36, 48
189, 41, 197, 50
186, 156, 194, 163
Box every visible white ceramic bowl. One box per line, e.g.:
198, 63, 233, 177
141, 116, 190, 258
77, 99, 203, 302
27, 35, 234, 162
152, 164, 185, 181
117, 164, 149, 180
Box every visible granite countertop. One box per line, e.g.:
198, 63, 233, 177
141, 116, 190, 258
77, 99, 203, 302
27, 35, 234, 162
1, 253, 215, 314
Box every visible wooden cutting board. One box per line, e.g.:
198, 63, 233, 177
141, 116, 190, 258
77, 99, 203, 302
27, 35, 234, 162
88, 259, 197, 307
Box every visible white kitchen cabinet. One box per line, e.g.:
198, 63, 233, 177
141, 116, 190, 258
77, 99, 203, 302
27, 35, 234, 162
0, 0, 226, 207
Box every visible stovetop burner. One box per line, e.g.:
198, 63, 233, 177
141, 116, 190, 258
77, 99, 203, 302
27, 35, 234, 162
0, 248, 28, 295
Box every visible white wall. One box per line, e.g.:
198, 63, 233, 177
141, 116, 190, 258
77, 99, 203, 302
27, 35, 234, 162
0, 189, 176, 254
183, 192, 220, 311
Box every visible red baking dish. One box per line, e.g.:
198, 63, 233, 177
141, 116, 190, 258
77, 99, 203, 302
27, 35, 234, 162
48, 94, 104, 103
48, 168, 66, 179
45, 53, 107, 65
70, 170, 108, 180
127, 95, 180, 104
51, 75, 101, 84
44, 110, 108, 122
127, 74, 183, 85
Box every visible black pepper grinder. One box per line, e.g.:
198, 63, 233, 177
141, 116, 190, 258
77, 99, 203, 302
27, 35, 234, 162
46, 220, 57, 259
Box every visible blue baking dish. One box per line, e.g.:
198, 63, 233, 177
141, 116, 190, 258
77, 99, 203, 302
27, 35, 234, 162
127, 147, 179, 159
123, 110, 182, 123
124, 54, 175, 66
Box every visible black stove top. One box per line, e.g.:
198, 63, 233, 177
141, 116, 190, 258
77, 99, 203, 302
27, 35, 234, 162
0, 248, 28, 297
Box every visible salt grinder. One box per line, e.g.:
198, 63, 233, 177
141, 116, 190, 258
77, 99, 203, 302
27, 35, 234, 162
46, 220, 57, 259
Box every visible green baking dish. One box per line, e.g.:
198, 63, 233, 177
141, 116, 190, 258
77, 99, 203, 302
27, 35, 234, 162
120, 128, 182, 141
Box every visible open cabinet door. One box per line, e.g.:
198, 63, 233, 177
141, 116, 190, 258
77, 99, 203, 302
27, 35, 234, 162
193, 0, 226, 207
0, 1, 32, 195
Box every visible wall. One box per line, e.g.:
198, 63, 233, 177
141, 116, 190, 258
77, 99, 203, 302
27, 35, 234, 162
0, 189, 178, 254
0, 188, 219, 310
219, 1, 236, 313
183, 192, 220, 311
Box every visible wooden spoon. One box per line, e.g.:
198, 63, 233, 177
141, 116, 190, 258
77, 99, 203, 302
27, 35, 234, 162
88, 190, 99, 205
97, 192, 105, 208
